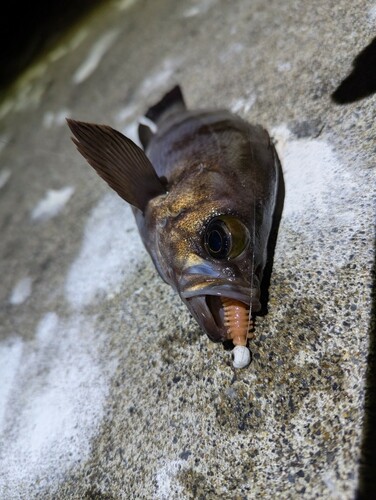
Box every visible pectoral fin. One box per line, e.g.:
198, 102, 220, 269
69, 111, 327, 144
67, 119, 166, 212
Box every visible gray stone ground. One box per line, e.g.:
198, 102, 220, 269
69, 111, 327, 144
0, 0, 375, 498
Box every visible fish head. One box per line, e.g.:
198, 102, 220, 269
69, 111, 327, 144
141, 162, 277, 343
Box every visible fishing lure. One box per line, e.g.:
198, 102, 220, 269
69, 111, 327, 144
67, 85, 284, 368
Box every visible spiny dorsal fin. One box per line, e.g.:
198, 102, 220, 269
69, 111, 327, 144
67, 119, 166, 212
138, 85, 186, 149
145, 85, 186, 123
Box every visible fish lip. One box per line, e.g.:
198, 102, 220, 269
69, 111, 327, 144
180, 282, 261, 343
181, 283, 260, 309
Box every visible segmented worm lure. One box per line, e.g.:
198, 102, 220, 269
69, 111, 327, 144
222, 298, 254, 368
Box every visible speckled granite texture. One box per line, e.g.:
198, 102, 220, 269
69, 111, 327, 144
0, 0, 375, 498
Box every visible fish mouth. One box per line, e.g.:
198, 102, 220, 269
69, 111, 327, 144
181, 284, 261, 343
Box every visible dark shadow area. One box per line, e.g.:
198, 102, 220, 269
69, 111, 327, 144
0, 0, 105, 94
331, 36, 376, 104
258, 148, 285, 316
356, 238, 376, 499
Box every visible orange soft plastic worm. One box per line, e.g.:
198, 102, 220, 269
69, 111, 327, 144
221, 298, 252, 346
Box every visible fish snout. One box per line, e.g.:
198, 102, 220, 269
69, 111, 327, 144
181, 284, 261, 344
177, 260, 261, 351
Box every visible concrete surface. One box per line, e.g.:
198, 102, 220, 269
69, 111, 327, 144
0, 0, 375, 498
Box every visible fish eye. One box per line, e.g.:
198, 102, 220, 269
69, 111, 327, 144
204, 216, 250, 260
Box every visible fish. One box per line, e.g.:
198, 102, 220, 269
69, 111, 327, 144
67, 85, 284, 368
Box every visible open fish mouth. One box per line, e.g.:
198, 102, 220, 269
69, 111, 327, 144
181, 284, 261, 343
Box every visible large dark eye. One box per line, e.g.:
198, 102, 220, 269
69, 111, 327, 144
204, 216, 249, 260
205, 220, 231, 259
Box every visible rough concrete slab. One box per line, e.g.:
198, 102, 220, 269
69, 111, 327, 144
0, 0, 375, 498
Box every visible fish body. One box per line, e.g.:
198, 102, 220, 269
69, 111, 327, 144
67, 86, 284, 366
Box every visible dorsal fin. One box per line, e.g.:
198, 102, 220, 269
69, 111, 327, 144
145, 85, 186, 123
138, 85, 186, 149
67, 119, 166, 213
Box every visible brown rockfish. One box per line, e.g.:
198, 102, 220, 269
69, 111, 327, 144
67, 86, 284, 368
